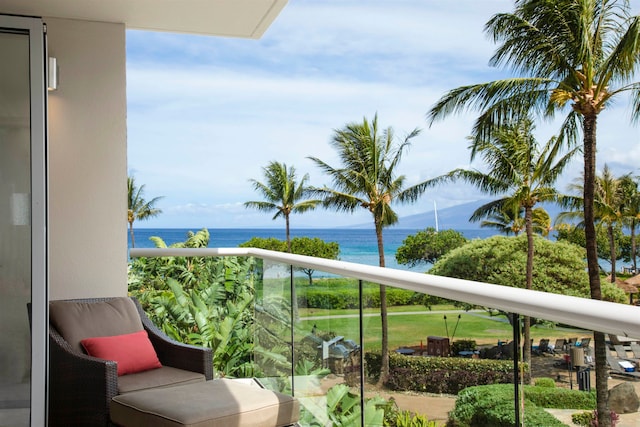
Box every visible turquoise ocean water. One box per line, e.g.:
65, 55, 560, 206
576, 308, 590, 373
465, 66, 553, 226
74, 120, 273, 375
129, 228, 494, 272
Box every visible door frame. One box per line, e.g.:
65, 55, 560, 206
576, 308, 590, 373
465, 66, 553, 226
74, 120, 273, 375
0, 14, 48, 427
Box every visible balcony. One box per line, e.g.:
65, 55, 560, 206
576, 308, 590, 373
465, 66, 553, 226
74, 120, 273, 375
129, 247, 640, 426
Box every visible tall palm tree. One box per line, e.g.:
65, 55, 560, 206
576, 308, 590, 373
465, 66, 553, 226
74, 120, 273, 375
427, 118, 576, 368
127, 176, 163, 248
308, 114, 422, 386
426, 2, 640, 422
244, 161, 319, 252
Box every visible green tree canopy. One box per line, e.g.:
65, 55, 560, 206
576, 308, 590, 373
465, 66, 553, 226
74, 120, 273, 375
238, 237, 287, 252
395, 228, 467, 268
239, 236, 340, 285
429, 234, 626, 304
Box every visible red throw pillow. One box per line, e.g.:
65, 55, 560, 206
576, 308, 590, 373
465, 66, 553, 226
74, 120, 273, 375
81, 330, 161, 375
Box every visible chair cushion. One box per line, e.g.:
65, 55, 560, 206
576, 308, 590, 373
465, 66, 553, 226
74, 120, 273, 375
110, 379, 300, 427
81, 330, 162, 375
50, 297, 144, 353
118, 366, 206, 394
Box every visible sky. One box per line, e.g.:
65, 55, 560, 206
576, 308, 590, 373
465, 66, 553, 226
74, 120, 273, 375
126, 0, 640, 229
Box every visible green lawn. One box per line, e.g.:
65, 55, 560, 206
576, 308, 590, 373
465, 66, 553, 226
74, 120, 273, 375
296, 305, 588, 351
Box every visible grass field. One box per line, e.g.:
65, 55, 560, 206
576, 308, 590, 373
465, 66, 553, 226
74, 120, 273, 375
296, 304, 589, 350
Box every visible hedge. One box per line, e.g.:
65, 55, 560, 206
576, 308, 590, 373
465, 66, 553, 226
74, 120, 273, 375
366, 352, 529, 395
298, 287, 416, 309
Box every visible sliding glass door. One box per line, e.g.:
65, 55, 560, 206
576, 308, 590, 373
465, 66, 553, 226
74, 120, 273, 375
0, 15, 47, 427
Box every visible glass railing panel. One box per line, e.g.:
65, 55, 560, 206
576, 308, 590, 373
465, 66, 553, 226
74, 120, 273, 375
293, 271, 363, 426
252, 259, 294, 394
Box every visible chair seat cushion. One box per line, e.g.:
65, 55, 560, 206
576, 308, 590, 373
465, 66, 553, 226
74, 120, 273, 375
110, 379, 300, 427
118, 366, 206, 394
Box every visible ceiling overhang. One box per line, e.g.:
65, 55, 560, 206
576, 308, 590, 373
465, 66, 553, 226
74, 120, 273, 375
0, 0, 288, 38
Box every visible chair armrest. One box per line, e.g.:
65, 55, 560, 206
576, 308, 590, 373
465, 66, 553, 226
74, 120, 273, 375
132, 298, 214, 380
49, 326, 118, 427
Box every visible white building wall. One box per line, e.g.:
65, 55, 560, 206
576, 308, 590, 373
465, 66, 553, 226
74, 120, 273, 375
46, 18, 128, 299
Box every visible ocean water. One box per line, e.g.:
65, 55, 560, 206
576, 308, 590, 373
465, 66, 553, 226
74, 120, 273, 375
128, 227, 494, 272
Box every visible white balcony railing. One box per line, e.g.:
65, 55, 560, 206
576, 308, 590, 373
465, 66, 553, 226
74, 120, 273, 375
130, 247, 640, 338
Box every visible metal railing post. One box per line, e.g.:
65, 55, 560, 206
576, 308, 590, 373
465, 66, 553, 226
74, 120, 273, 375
512, 312, 520, 427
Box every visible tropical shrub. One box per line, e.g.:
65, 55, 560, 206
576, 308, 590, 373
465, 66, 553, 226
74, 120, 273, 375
524, 385, 595, 409
571, 410, 619, 427
296, 384, 387, 427
533, 377, 555, 388
384, 406, 440, 427
128, 229, 274, 378
430, 234, 626, 303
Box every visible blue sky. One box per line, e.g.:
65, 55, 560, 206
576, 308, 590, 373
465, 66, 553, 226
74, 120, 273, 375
127, 0, 640, 229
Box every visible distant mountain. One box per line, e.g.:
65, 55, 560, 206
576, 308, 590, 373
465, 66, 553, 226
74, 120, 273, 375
348, 199, 564, 230
393, 200, 488, 230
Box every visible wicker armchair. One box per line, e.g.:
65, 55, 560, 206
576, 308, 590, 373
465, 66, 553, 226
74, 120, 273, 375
48, 297, 213, 427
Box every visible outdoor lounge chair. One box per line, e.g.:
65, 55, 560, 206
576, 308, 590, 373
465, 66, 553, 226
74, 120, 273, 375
606, 353, 640, 379
613, 344, 636, 363
552, 338, 566, 354
532, 338, 550, 355
49, 297, 299, 427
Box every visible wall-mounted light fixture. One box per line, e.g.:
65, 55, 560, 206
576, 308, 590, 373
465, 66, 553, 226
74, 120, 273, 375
48, 57, 58, 91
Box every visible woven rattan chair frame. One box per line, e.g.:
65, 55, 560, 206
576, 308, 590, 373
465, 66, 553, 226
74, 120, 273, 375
48, 296, 213, 426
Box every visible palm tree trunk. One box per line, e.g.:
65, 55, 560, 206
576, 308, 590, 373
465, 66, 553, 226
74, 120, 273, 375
374, 219, 390, 387
583, 113, 610, 427
608, 224, 616, 283
129, 221, 136, 248
285, 214, 292, 253
523, 205, 533, 377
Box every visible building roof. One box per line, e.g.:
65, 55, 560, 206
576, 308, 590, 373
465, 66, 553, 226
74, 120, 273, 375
625, 273, 640, 286
1, 0, 287, 38
606, 275, 639, 293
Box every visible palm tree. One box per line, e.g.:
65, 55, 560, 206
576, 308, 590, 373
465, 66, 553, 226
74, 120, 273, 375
426, 2, 640, 423
559, 165, 627, 282
619, 174, 640, 273
127, 175, 163, 248
308, 114, 422, 386
481, 205, 552, 237
480, 204, 525, 236
244, 161, 319, 252
427, 118, 576, 368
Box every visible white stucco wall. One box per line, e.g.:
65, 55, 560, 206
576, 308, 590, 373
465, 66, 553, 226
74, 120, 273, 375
46, 18, 128, 299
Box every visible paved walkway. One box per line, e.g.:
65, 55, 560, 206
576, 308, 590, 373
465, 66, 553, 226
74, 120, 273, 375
546, 408, 640, 426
